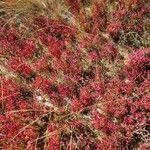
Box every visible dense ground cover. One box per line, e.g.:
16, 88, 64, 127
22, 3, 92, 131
0, 0, 150, 149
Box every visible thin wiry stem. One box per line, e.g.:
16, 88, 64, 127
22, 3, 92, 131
27, 124, 66, 149
6, 109, 48, 114
10, 111, 52, 142
0, 77, 4, 111
0, 92, 19, 101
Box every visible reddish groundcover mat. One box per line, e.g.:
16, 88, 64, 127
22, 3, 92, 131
0, 0, 150, 149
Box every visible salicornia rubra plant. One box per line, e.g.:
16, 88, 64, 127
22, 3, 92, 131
0, 0, 149, 149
